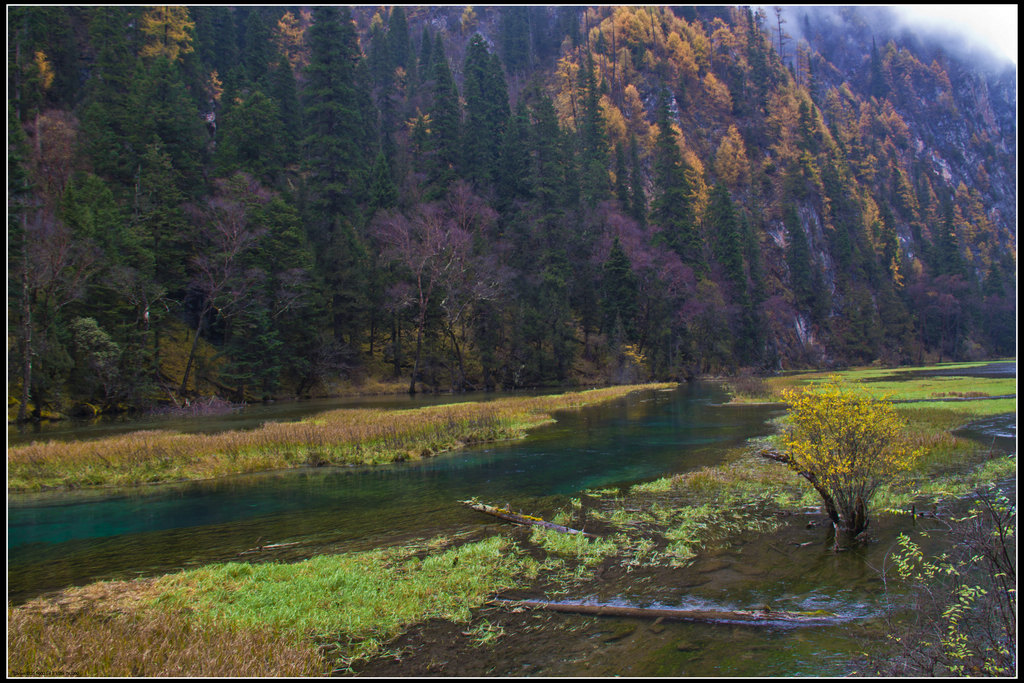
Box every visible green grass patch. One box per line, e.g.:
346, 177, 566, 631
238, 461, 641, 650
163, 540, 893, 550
528, 526, 619, 566
150, 535, 538, 667
724, 360, 1016, 405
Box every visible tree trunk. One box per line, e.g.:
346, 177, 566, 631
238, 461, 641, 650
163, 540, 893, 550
180, 308, 206, 397
409, 322, 423, 395
491, 599, 839, 625
446, 326, 468, 392
18, 214, 32, 423
390, 315, 402, 378
462, 501, 597, 537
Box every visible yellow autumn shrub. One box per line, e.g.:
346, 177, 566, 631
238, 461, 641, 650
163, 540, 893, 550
780, 376, 919, 536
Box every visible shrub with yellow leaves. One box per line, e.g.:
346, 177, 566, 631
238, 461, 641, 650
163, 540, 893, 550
764, 376, 919, 538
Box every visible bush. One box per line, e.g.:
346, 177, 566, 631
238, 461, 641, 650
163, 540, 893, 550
872, 485, 1016, 676
762, 376, 919, 538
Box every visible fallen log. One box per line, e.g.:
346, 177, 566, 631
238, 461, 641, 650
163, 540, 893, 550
491, 599, 840, 625
461, 500, 598, 537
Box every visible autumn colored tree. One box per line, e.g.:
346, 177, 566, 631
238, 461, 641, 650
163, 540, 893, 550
139, 6, 195, 63
762, 377, 919, 539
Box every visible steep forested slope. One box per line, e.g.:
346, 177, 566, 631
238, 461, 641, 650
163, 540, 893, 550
7, 6, 1016, 418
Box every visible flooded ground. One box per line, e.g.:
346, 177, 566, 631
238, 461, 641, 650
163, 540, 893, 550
352, 508, 960, 677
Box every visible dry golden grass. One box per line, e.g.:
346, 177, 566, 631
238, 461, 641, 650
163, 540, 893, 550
8, 384, 674, 491
7, 605, 327, 677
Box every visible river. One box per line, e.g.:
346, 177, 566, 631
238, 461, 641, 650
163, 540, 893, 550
8, 382, 780, 602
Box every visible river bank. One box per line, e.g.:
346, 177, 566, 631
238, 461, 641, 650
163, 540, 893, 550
8, 384, 674, 492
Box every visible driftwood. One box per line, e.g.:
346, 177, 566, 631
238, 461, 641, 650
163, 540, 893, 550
461, 500, 598, 538
491, 599, 839, 625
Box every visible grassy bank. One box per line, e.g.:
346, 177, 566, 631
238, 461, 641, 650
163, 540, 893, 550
8, 384, 674, 492
724, 360, 1016, 405
8, 535, 539, 676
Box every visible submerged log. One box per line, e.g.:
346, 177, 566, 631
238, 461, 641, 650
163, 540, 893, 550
461, 500, 598, 537
491, 599, 840, 625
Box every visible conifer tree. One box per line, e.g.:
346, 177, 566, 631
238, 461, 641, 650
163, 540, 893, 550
577, 50, 610, 205
530, 94, 566, 212
461, 35, 510, 189
426, 34, 462, 197
601, 237, 638, 340
707, 184, 745, 292
302, 6, 373, 243
651, 90, 701, 268
387, 6, 411, 73
628, 134, 646, 225
496, 99, 533, 208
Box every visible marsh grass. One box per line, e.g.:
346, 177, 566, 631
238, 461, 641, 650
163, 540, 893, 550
8, 384, 673, 491
527, 526, 618, 566
724, 361, 1016, 405
149, 535, 538, 667
8, 535, 540, 676
6, 606, 326, 677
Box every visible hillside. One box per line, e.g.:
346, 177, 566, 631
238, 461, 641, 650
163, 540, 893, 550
7, 6, 1017, 417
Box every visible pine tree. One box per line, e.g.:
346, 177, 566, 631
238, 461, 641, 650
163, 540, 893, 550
707, 184, 745, 292
214, 89, 288, 185
651, 90, 701, 268
79, 7, 141, 189
387, 6, 411, 73
461, 34, 510, 189
302, 6, 373, 243
500, 6, 531, 75
496, 99, 533, 208
628, 134, 646, 225
530, 94, 569, 213
426, 34, 461, 197
577, 50, 610, 205
601, 237, 638, 340
126, 56, 208, 197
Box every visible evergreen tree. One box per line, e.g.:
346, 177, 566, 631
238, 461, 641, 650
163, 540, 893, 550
461, 35, 510, 189
387, 6, 411, 73
302, 6, 373, 244
707, 185, 745, 292
79, 7, 141, 189
500, 6, 531, 74
426, 34, 461, 197
214, 89, 288, 185
930, 198, 967, 278
628, 134, 646, 225
530, 94, 567, 213
651, 90, 701, 268
784, 203, 828, 321
614, 143, 630, 206
496, 99, 534, 208
577, 50, 610, 205
241, 8, 274, 86
601, 237, 638, 340
126, 56, 208, 197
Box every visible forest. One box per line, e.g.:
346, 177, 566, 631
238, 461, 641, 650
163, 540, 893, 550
7, 5, 1017, 419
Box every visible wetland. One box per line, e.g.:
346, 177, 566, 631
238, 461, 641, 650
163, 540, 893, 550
7, 362, 1017, 676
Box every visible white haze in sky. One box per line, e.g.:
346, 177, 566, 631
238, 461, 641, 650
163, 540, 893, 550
891, 5, 1018, 65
